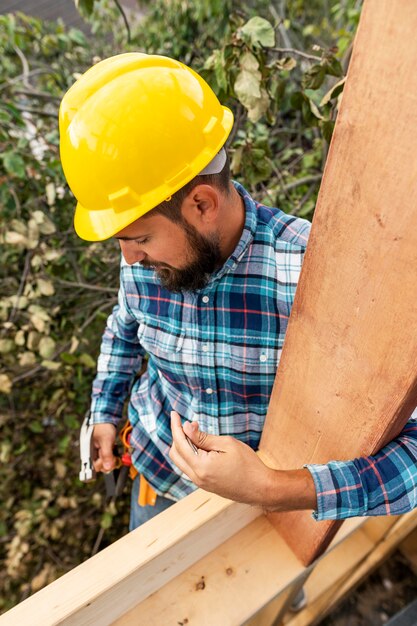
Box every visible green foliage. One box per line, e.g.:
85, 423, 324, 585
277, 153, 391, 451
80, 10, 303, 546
0, 11, 128, 612
0, 0, 361, 612
239, 16, 276, 48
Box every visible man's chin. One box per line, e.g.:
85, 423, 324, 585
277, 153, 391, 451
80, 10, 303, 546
157, 269, 209, 293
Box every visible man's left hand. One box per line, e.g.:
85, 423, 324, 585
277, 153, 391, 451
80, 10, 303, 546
169, 410, 278, 508
170, 411, 318, 512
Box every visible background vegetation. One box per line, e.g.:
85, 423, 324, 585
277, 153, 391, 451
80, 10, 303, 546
0, 0, 361, 611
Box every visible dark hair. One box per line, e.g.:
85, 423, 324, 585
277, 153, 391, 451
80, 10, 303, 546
147, 150, 231, 223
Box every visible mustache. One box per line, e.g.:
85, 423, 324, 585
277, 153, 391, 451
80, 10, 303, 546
140, 259, 172, 270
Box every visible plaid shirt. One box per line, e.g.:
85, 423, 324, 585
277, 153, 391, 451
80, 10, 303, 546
91, 182, 417, 518
307, 409, 417, 520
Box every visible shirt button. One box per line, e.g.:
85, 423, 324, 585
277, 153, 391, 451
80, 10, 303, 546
202, 296, 209, 303
202, 344, 209, 352
259, 354, 267, 362
205, 387, 213, 395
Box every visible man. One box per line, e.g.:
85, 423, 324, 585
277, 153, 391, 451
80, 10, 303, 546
60, 53, 417, 530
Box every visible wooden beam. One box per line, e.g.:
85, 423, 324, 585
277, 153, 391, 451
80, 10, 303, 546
112, 515, 366, 625
113, 516, 306, 626
0, 491, 260, 626
249, 518, 387, 626
109, 512, 417, 626
0, 492, 365, 626
398, 527, 417, 575
1, 473, 415, 626
284, 510, 417, 626
259, 0, 417, 565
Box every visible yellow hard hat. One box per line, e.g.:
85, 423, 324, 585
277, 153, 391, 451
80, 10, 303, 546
59, 53, 234, 241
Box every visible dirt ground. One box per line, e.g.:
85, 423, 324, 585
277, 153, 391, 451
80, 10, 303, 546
320, 550, 417, 625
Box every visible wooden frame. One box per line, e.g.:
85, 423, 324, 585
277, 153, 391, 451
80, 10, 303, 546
2, 498, 417, 625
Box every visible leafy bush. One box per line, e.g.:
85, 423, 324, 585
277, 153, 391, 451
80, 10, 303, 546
0, 0, 361, 611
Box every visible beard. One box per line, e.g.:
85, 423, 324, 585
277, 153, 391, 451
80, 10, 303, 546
140, 221, 223, 293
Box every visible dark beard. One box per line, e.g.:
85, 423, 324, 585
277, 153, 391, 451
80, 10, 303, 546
144, 221, 222, 293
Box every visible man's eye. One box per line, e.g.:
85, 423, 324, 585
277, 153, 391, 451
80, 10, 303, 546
136, 238, 149, 245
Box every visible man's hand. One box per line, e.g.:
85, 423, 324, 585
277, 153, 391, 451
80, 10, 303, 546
169, 411, 277, 508
92, 423, 117, 472
169, 411, 317, 512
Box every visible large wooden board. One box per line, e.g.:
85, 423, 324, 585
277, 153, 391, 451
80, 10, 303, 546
0, 492, 259, 626
110, 512, 417, 626
260, 0, 417, 565
112, 515, 367, 626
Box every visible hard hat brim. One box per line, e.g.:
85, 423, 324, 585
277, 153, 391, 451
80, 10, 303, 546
74, 199, 153, 242
73, 106, 234, 242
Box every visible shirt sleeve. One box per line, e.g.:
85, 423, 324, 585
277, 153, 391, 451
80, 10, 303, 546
305, 413, 417, 520
90, 276, 145, 426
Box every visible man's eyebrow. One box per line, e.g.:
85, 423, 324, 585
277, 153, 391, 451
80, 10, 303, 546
115, 234, 150, 241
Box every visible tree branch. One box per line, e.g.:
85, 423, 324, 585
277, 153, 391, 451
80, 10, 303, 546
54, 279, 118, 293
282, 174, 322, 192
7, 250, 33, 325
270, 47, 322, 62
114, 0, 131, 43
13, 44, 30, 89
13, 105, 58, 118
13, 89, 61, 102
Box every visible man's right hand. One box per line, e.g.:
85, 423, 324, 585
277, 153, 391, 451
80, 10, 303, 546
92, 423, 117, 472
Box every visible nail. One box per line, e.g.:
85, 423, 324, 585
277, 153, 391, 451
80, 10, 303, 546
185, 434, 198, 455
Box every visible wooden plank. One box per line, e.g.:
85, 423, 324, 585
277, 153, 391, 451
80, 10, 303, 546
113, 514, 416, 626
0, 491, 260, 626
398, 527, 417, 575
248, 517, 390, 626
113, 516, 305, 626
250, 518, 372, 626
0, 496, 362, 626
112, 516, 364, 625
111, 514, 409, 626
284, 509, 417, 626
1, 485, 408, 626
259, 0, 417, 565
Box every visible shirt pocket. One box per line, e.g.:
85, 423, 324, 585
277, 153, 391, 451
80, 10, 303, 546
226, 334, 281, 374
137, 322, 185, 363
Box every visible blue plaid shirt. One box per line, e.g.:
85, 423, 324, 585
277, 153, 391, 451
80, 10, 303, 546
91, 182, 417, 518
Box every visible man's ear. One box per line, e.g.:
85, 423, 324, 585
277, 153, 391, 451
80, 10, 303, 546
181, 184, 220, 227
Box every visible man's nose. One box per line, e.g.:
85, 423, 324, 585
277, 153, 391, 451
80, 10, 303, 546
119, 241, 146, 265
